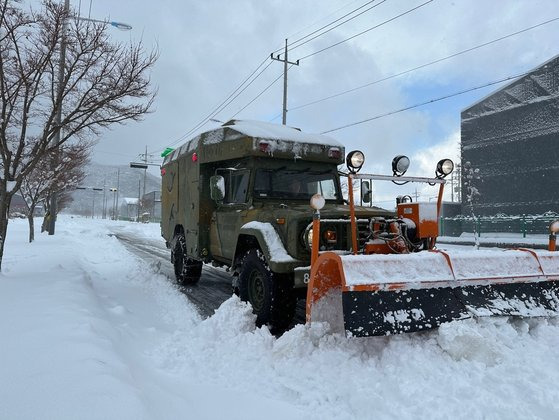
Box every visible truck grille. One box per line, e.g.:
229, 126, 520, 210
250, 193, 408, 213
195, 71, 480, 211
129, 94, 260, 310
302, 219, 371, 253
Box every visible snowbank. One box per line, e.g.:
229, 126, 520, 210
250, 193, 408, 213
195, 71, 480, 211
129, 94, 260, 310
1, 216, 559, 419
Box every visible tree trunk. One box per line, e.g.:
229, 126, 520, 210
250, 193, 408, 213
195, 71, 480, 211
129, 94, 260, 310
0, 185, 12, 273
27, 206, 35, 243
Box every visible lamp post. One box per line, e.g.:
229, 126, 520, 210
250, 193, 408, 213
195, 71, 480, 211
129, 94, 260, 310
130, 160, 159, 217
76, 186, 104, 218
48, 1, 132, 234
110, 187, 117, 220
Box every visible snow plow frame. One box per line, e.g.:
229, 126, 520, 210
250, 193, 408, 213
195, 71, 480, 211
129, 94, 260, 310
306, 173, 559, 337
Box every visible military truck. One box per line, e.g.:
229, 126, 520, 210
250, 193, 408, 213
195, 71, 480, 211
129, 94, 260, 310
161, 119, 389, 331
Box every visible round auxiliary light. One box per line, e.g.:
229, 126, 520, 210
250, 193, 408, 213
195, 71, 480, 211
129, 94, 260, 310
550, 220, 559, 233
436, 158, 454, 178
392, 155, 410, 177
346, 150, 365, 173
310, 193, 325, 210
306, 228, 314, 249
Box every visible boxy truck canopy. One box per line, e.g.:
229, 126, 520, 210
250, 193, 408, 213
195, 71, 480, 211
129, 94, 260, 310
160, 120, 345, 259
162, 119, 345, 166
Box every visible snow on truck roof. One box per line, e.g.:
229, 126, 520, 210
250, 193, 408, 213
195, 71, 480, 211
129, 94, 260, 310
163, 119, 343, 165
221, 119, 342, 146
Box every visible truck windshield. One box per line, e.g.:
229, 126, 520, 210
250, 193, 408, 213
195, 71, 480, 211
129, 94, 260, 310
254, 168, 340, 200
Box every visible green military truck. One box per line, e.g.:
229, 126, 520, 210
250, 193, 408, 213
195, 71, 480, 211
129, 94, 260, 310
161, 119, 389, 331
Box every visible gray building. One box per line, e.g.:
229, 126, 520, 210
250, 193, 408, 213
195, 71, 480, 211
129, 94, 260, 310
141, 190, 161, 221
461, 54, 559, 216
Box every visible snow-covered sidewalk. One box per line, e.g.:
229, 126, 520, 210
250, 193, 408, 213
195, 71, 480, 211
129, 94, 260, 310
1, 216, 559, 419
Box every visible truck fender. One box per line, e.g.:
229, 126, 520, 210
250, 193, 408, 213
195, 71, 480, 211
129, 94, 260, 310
237, 222, 299, 274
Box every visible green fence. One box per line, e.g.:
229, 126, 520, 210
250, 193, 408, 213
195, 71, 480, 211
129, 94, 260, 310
440, 213, 559, 237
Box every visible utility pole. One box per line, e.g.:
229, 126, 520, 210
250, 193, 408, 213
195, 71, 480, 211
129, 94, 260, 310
102, 177, 107, 218
142, 145, 147, 198
271, 39, 299, 125
137, 178, 141, 221
115, 169, 120, 220
110, 188, 117, 219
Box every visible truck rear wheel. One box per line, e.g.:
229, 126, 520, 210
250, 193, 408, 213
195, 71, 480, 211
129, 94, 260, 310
172, 234, 202, 285
239, 249, 296, 333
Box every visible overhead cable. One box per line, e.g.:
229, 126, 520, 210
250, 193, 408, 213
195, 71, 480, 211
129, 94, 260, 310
288, 0, 386, 51
291, 16, 559, 112
150, 55, 272, 152
297, 0, 434, 61
321, 71, 529, 134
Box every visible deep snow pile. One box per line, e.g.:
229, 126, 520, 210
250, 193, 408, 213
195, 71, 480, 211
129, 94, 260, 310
1, 216, 559, 419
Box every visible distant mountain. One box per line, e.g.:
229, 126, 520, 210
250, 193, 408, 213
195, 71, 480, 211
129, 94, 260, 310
64, 163, 160, 217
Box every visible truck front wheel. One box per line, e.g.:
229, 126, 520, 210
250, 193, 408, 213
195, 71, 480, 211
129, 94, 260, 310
172, 234, 202, 285
239, 249, 296, 333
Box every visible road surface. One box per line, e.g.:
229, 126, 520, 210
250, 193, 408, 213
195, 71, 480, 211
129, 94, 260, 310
111, 230, 306, 325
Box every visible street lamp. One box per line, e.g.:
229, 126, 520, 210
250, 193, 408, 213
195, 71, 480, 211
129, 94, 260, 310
110, 187, 118, 220
76, 16, 133, 31
76, 186, 104, 218
48, 1, 132, 235
130, 161, 159, 219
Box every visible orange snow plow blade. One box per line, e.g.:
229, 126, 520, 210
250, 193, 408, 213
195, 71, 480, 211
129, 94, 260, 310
306, 249, 559, 337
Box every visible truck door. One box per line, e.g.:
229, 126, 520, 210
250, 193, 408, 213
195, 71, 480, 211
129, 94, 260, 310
212, 168, 250, 261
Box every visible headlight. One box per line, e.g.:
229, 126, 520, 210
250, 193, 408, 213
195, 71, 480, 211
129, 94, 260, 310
310, 193, 325, 210
346, 150, 365, 173
306, 228, 313, 249
436, 159, 454, 178
323, 229, 337, 244
392, 155, 410, 176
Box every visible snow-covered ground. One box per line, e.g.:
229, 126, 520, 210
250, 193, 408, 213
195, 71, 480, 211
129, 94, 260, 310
1, 216, 559, 419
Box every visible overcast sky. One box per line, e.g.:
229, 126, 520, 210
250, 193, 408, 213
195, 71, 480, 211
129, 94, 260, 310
28, 0, 559, 201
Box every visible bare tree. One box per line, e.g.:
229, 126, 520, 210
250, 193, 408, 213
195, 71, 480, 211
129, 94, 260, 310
20, 142, 90, 242
0, 0, 157, 270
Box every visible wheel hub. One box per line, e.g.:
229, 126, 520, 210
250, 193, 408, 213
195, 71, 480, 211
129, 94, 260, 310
248, 270, 265, 312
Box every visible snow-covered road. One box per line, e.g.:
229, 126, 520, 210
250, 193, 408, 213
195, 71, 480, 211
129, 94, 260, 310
1, 216, 559, 419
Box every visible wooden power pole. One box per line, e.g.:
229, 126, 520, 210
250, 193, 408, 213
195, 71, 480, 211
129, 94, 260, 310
271, 39, 299, 125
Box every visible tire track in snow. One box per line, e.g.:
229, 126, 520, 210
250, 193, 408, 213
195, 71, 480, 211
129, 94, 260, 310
111, 231, 306, 327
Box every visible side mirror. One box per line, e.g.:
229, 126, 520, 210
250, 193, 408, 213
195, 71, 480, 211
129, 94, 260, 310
210, 175, 225, 202
361, 180, 372, 203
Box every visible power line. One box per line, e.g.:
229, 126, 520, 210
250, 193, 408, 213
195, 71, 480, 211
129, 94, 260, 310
148, 55, 272, 153
171, 58, 273, 147
288, 0, 386, 52
290, 17, 559, 112
148, 0, 430, 153
271, 0, 380, 55
284, 0, 364, 41
297, 0, 435, 61
269, 112, 283, 122
173, 1, 384, 145
178, 60, 275, 141
231, 64, 296, 119
321, 71, 529, 134
150, 1, 426, 153
230, 70, 286, 119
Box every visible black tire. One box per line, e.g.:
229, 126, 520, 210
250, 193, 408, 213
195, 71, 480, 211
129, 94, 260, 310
172, 234, 202, 285
238, 249, 296, 333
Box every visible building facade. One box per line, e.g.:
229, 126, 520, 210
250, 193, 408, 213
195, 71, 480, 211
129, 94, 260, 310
141, 190, 161, 221
461, 54, 559, 216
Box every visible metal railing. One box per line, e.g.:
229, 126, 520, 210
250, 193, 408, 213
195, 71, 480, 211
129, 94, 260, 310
439, 213, 559, 237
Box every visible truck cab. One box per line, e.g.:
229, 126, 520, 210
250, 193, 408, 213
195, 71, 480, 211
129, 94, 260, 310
161, 120, 390, 332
